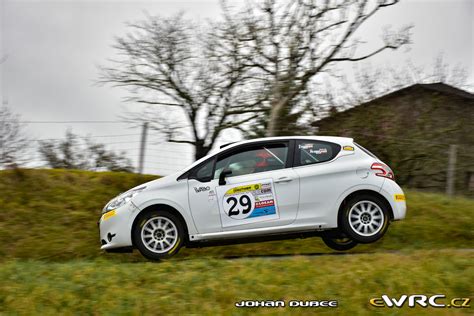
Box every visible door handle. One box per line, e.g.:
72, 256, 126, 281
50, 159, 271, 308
275, 176, 293, 183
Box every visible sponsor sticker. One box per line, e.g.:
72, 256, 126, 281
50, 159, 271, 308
216, 179, 279, 227
225, 184, 261, 195
310, 148, 328, 155
208, 190, 216, 201
298, 143, 314, 150
194, 186, 210, 193
394, 194, 405, 201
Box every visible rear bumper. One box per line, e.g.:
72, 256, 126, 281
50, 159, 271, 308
380, 179, 407, 220
99, 202, 140, 250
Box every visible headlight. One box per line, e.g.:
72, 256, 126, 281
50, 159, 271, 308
103, 186, 146, 213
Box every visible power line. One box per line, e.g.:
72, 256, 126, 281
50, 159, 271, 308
98, 140, 142, 145
15, 120, 128, 124
29, 133, 142, 142
2, 140, 142, 149
145, 154, 193, 160
146, 148, 194, 154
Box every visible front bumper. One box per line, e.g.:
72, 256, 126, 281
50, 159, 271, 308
380, 179, 407, 220
99, 202, 140, 250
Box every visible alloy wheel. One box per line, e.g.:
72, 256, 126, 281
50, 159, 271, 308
141, 216, 178, 253
348, 200, 385, 237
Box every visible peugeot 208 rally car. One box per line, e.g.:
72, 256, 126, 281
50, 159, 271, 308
99, 136, 406, 260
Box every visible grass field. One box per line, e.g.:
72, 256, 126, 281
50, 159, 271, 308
1, 250, 472, 315
0, 169, 473, 314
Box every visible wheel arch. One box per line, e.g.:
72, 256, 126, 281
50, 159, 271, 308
337, 189, 394, 227
131, 204, 190, 247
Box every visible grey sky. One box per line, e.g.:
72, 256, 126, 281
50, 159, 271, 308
1, 0, 473, 174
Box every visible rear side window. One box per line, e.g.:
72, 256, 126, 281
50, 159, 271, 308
295, 140, 340, 166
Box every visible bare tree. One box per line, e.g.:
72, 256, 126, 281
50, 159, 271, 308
320, 54, 472, 113
100, 14, 265, 160
0, 105, 29, 168
38, 130, 134, 172
218, 0, 412, 137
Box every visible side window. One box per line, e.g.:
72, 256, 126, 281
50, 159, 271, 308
190, 158, 215, 182
295, 140, 340, 166
214, 143, 288, 179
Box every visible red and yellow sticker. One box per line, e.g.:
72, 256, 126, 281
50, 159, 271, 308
394, 194, 406, 201
102, 210, 116, 221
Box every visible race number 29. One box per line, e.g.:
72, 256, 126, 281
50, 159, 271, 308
224, 194, 255, 219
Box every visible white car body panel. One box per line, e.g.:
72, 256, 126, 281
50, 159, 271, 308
188, 168, 300, 234
99, 136, 406, 250
130, 175, 199, 235
380, 178, 407, 220
293, 148, 385, 229
99, 202, 139, 249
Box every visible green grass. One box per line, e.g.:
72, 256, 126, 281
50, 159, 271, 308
0, 169, 472, 261
0, 169, 472, 315
0, 169, 156, 261
1, 249, 472, 315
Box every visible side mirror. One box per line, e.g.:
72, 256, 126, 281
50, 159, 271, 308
219, 169, 232, 186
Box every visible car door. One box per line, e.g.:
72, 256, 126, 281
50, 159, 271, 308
187, 141, 300, 234
186, 157, 222, 234
292, 139, 344, 225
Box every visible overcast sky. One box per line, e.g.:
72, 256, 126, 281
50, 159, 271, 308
1, 0, 473, 174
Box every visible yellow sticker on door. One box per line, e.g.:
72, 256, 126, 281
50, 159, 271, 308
394, 194, 406, 201
225, 183, 261, 195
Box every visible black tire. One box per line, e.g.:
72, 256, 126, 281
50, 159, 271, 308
339, 194, 390, 244
321, 233, 358, 251
133, 210, 185, 261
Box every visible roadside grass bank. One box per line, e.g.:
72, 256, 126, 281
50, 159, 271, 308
0, 249, 472, 315
0, 169, 472, 261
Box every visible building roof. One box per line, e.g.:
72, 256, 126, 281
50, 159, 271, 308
315, 83, 474, 126
414, 83, 474, 100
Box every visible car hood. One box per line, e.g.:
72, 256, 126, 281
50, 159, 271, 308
130, 172, 182, 193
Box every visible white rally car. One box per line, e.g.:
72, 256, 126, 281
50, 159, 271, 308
99, 136, 406, 260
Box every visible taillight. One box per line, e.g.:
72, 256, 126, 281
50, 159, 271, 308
371, 162, 394, 180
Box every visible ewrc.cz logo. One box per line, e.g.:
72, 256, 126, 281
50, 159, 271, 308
370, 295, 471, 308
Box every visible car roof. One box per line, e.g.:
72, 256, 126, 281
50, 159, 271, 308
180, 136, 354, 175
221, 136, 353, 150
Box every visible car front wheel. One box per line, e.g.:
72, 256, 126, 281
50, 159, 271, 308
133, 210, 184, 261
340, 194, 390, 244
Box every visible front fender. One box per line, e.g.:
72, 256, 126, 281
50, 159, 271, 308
131, 194, 199, 237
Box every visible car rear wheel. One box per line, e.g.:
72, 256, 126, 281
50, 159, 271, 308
133, 210, 184, 261
340, 194, 390, 244
321, 233, 358, 251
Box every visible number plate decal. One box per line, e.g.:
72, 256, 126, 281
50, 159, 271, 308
216, 179, 280, 227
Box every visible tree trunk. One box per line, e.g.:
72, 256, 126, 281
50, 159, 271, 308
266, 98, 288, 137
194, 140, 211, 161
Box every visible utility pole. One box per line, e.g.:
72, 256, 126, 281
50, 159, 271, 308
138, 122, 148, 174
446, 144, 457, 197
